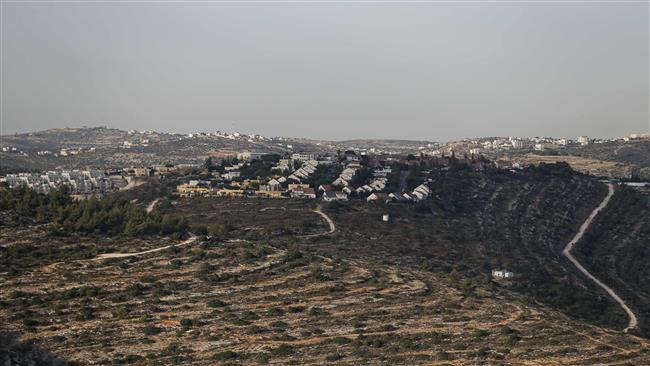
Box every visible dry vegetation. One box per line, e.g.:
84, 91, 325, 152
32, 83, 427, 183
2, 197, 650, 365
516, 154, 635, 179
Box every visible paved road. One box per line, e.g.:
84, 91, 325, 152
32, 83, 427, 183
562, 184, 638, 333
92, 234, 197, 260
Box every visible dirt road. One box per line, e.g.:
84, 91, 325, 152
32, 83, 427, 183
314, 207, 336, 234
92, 234, 197, 260
300, 207, 336, 238
146, 198, 160, 213
562, 183, 638, 332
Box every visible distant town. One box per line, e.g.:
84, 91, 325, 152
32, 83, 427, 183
2, 128, 648, 161
3, 129, 649, 201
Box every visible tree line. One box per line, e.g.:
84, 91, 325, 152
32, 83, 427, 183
0, 185, 188, 237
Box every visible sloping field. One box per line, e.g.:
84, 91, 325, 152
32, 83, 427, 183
1, 233, 649, 365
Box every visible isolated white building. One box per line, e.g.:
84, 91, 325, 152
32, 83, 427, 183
491, 270, 514, 279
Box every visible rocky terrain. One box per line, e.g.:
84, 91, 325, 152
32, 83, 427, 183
1, 163, 649, 365
1, 221, 649, 365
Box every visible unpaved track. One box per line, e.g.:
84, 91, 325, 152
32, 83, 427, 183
301, 207, 336, 238
146, 198, 160, 213
92, 234, 197, 260
562, 183, 638, 332
314, 207, 336, 234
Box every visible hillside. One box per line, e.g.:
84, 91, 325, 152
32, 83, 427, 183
1, 223, 649, 365
501, 139, 650, 180
574, 186, 650, 338
315, 166, 641, 331
1, 164, 649, 364
0, 127, 299, 172
566, 140, 650, 170
1, 127, 131, 150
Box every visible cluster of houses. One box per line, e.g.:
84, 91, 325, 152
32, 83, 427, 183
1, 146, 97, 158
1, 170, 130, 195
175, 150, 442, 204
288, 160, 320, 181
364, 184, 430, 203
0, 165, 181, 196
425, 133, 650, 158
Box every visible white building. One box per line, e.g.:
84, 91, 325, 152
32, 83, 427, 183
491, 270, 514, 279
222, 171, 241, 180
578, 136, 590, 145
291, 152, 316, 162
511, 139, 526, 149
237, 151, 267, 161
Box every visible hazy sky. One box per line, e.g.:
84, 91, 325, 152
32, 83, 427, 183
1, 2, 648, 141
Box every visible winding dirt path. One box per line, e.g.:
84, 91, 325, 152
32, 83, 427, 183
146, 198, 160, 213
91, 234, 197, 260
314, 207, 336, 234
300, 206, 336, 238
562, 183, 638, 332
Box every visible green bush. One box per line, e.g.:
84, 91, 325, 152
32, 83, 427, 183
271, 344, 294, 357
179, 318, 198, 327
212, 351, 238, 360
142, 324, 161, 335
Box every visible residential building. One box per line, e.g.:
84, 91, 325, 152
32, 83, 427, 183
291, 187, 316, 199
291, 152, 316, 162
367, 192, 389, 202
323, 191, 348, 202
237, 151, 267, 161
511, 139, 525, 149
491, 270, 515, 279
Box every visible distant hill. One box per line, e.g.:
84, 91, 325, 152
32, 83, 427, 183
1, 127, 130, 150
0, 127, 297, 172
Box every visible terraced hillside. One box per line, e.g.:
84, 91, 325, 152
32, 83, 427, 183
1, 226, 649, 365
574, 186, 650, 338
2, 164, 649, 364
317, 165, 635, 331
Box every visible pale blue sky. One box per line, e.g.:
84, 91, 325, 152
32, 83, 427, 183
1, 2, 648, 141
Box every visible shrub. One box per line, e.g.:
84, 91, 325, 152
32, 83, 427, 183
76, 306, 95, 321
267, 307, 285, 316
271, 344, 294, 357
326, 353, 344, 361
212, 351, 238, 360
287, 306, 305, 313
473, 329, 489, 339
142, 324, 161, 335
207, 299, 227, 308
255, 353, 270, 364
179, 318, 198, 327
270, 320, 288, 329
332, 336, 352, 345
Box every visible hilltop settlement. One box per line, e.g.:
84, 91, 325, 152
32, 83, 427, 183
1, 149, 494, 203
